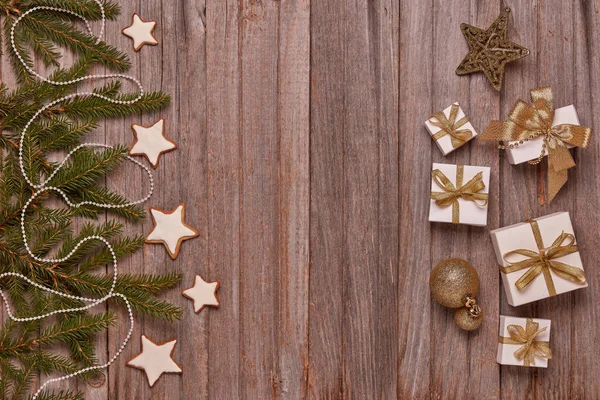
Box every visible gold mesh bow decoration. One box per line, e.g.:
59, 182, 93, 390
498, 318, 552, 367
499, 220, 586, 297
430, 165, 488, 224
480, 87, 592, 203
429, 104, 473, 149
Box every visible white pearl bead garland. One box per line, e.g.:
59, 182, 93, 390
1, 2, 154, 398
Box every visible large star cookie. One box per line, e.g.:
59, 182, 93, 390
145, 203, 199, 259
455, 7, 529, 91
129, 119, 177, 168
126, 335, 182, 387
122, 13, 158, 52
182, 274, 220, 313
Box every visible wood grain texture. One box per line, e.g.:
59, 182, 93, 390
4, 0, 600, 398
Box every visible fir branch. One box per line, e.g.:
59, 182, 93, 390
50, 145, 126, 191
20, 14, 129, 71
19, 25, 61, 68
55, 219, 122, 261
60, 91, 171, 120
0, 3, 180, 398
69, 185, 146, 220
27, 0, 120, 21
28, 389, 84, 400
78, 235, 144, 272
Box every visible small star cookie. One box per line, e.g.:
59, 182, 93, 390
145, 203, 199, 259
182, 275, 220, 313
122, 14, 158, 52
126, 335, 182, 387
129, 119, 176, 168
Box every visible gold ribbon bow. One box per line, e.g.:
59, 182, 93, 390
481, 87, 592, 203
499, 220, 586, 296
430, 165, 488, 224
498, 318, 552, 367
430, 104, 473, 149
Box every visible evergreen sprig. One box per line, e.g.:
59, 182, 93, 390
0, 2, 180, 399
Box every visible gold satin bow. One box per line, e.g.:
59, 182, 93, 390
480, 87, 592, 203
430, 104, 473, 149
499, 318, 552, 367
499, 220, 586, 296
430, 165, 488, 224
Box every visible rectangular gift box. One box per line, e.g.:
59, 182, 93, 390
428, 163, 490, 227
497, 316, 551, 368
490, 212, 587, 306
425, 102, 477, 156
506, 105, 579, 164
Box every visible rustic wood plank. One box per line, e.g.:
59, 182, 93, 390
498, 0, 540, 397
426, 1, 503, 398
106, 1, 147, 396
205, 1, 241, 399
571, 1, 600, 399
238, 0, 280, 397
464, 2, 501, 398
336, 1, 398, 398
175, 0, 209, 399
534, 1, 575, 398
396, 0, 433, 397
429, 0, 473, 398
79, 14, 109, 399
374, 0, 400, 397
108, 0, 194, 398
276, 0, 311, 398
341, 0, 399, 398
307, 0, 346, 397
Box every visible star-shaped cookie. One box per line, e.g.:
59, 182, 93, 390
129, 119, 177, 168
182, 275, 220, 313
126, 335, 182, 387
122, 13, 158, 52
455, 7, 530, 91
145, 203, 199, 259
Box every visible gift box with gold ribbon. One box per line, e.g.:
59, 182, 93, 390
429, 163, 490, 226
480, 87, 592, 203
497, 316, 552, 368
490, 212, 587, 306
425, 102, 478, 155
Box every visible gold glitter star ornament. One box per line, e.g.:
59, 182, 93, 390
456, 7, 530, 91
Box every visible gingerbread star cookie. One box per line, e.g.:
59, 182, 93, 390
126, 335, 182, 387
129, 119, 176, 168
145, 203, 199, 259
182, 275, 220, 313
122, 13, 158, 52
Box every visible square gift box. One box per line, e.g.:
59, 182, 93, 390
428, 163, 490, 227
497, 316, 552, 368
505, 105, 580, 165
425, 102, 477, 156
490, 212, 588, 307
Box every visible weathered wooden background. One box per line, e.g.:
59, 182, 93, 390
4, 0, 600, 398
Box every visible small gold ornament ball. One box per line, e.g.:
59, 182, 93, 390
454, 307, 483, 331
429, 258, 479, 308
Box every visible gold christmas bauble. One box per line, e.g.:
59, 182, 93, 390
454, 307, 483, 331
429, 258, 479, 308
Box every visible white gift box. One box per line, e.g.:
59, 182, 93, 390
490, 212, 587, 307
506, 105, 579, 164
428, 163, 490, 227
497, 316, 551, 368
425, 102, 477, 156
